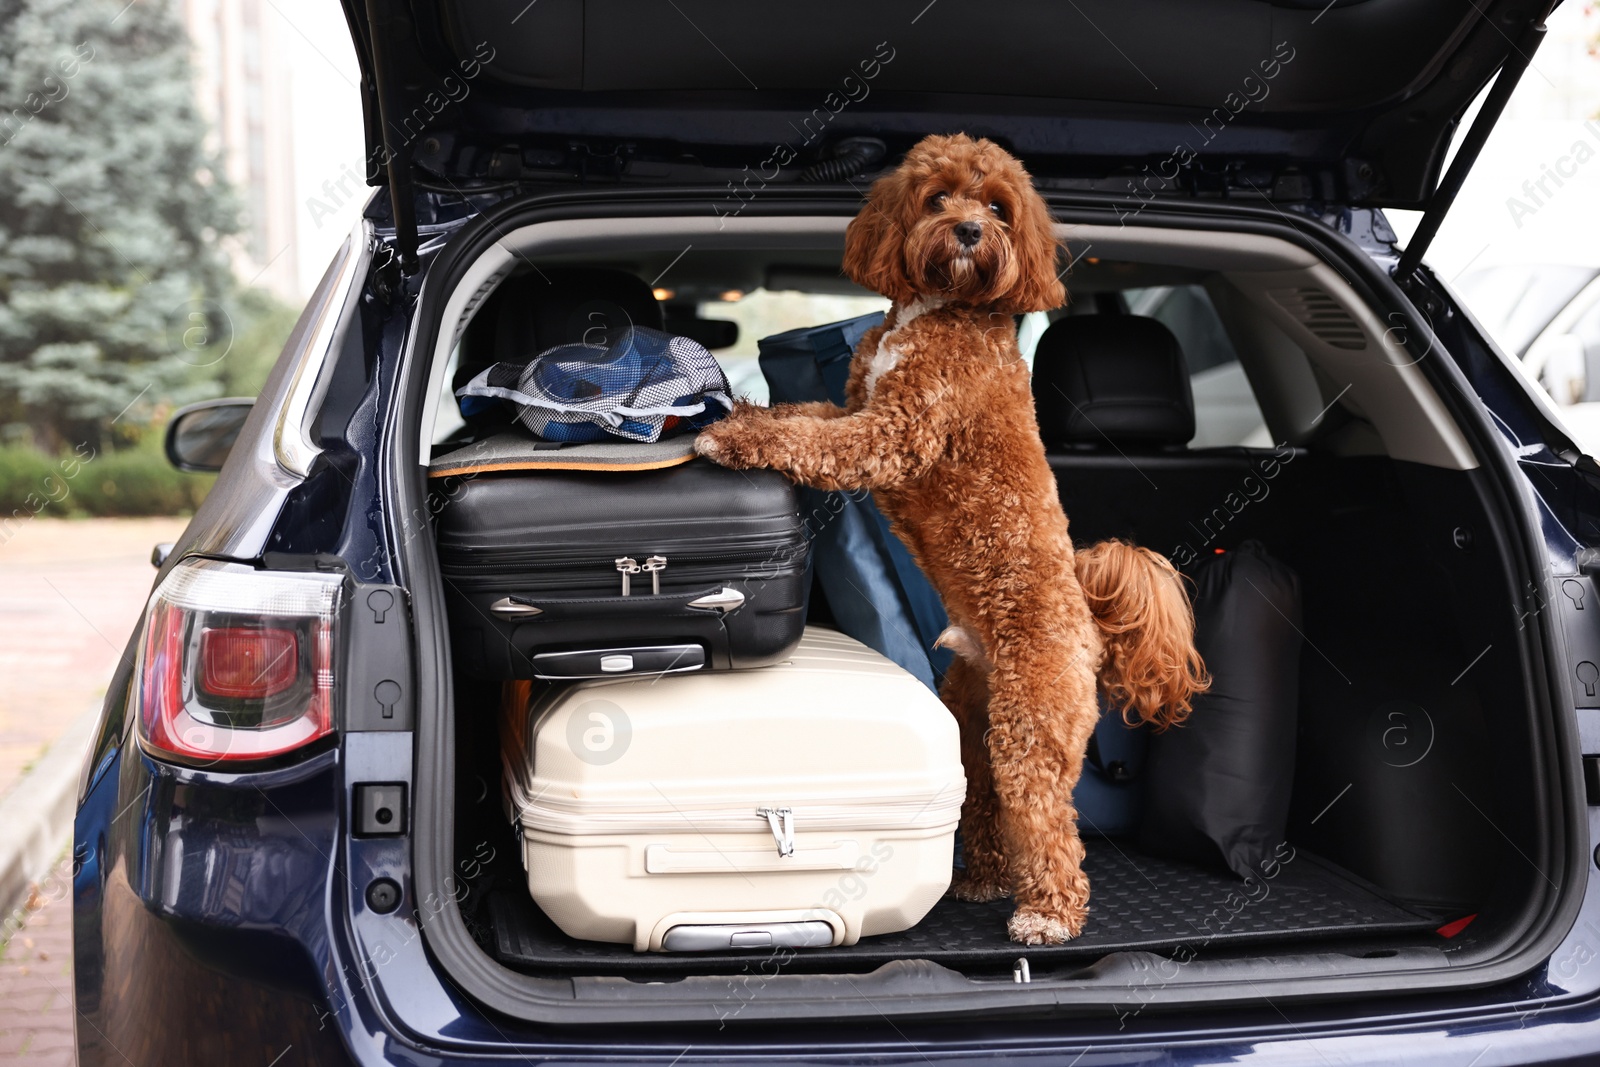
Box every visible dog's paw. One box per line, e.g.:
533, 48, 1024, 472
933, 625, 992, 672
692, 430, 727, 461
1007, 907, 1084, 945
694, 422, 758, 468
948, 870, 1010, 903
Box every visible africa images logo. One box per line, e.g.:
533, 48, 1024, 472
567, 698, 632, 766
1503, 119, 1600, 229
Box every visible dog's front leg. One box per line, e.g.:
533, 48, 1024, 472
696, 408, 941, 492
767, 401, 848, 420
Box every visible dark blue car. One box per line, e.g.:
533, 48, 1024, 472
74, 0, 1600, 1062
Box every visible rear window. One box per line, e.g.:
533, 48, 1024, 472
692, 289, 888, 405
714, 283, 1269, 451
437, 276, 1268, 450
1124, 284, 1269, 448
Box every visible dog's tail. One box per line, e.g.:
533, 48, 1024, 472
1075, 539, 1208, 730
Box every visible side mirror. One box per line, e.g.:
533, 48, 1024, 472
164, 398, 255, 473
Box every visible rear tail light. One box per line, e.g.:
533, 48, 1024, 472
135, 560, 344, 764
199, 626, 301, 698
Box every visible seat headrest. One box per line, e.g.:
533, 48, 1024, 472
454, 268, 665, 403
1032, 315, 1195, 449
495, 267, 666, 357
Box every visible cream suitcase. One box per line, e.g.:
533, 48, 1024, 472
502, 628, 965, 952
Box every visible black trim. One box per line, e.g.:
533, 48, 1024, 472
338, 0, 1552, 211
1393, 15, 1548, 283
359, 0, 420, 273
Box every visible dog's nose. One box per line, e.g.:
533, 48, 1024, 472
954, 221, 983, 248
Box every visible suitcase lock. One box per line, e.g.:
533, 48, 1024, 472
756, 806, 796, 858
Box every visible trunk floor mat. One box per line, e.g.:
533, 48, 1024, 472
486, 839, 1442, 975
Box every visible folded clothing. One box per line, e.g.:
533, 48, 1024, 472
457, 325, 732, 444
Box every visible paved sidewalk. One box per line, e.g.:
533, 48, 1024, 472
0, 516, 189, 801
0, 858, 75, 1064
0, 517, 189, 1063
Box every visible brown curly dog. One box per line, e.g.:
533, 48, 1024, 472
696, 133, 1207, 944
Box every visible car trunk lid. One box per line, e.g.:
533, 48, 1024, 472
343, 0, 1553, 271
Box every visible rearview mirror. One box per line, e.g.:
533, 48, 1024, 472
663, 309, 740, 350
164, 398, 255, 473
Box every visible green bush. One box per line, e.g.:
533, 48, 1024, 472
0, 436, 212, 519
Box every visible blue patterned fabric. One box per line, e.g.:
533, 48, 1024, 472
457, 325, 732, 443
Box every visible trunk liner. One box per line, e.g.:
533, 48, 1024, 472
486, 839, 1442, 975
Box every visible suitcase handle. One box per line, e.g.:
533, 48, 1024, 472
686, 587, 746, 612
496, 585, 746, 619
489, 597, 544, 618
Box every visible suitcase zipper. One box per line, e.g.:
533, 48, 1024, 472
641, 556, 667, 595
614, 555, 669, 596
439, 532, 804, 574
512, 787, 964, 838
756, 806, 796, 857
615, 556, 641, 596
447, 556, 804, 593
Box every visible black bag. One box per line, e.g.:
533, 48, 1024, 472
1138, 541, 1302, 880
434, 461, 810, 679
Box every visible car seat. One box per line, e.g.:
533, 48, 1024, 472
451, 267, 665, 434
1031, 313, 1297, 554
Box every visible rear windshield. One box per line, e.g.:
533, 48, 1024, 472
433, 276, 1269, 450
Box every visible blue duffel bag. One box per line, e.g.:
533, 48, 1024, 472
757, 313, 953, 691
1075, 699, 1150, 837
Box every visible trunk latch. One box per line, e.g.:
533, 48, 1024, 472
756, 806, 795, 858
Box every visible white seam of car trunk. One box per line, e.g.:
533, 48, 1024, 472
276, 218, 370, 479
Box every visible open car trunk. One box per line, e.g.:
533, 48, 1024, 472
391, 194, 1578, 1024
445, 451, 1521, 979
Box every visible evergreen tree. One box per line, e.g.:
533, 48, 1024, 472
0, 0, 240, 452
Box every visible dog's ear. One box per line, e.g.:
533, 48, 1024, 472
996, 170, 1066, 314
843, 170, 917, 304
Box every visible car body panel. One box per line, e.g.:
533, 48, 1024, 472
71, 181, 1600, 1061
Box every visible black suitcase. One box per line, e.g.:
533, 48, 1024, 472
434, 460, 810, 679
